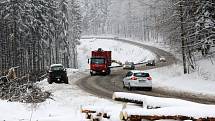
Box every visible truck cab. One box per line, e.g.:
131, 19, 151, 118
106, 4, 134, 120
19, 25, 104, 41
89, 48, 111, 76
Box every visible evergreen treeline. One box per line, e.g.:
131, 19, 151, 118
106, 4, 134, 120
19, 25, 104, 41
80, 0, 158, 40
156, 0, 215, 73
0, 0, 82, 80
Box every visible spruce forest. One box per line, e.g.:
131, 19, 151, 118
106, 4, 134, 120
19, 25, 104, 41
0, 0, 81, 81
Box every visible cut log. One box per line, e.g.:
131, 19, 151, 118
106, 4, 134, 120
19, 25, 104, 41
81, 107, 111, 119
103, 113, 110, 119
90, 113, 101, 121
126, 115, 215, 121
120, 111, 125, 120
81, 109, 96, 114
113, 92, 204, 108
85, 113, 92, 119
112, 92, 143, 104
127, 115, 193, 121
113, 97, 143, 104
121, 107, 215, 121
83, 113, 101, 120
6, 67, 17, 80
83, 112, 102, 121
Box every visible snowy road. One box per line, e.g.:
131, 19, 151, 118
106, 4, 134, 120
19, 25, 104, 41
1, 37, 215, 121
76, 37, 215, 104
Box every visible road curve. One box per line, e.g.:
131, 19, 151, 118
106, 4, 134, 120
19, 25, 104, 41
76, 37, 215, 104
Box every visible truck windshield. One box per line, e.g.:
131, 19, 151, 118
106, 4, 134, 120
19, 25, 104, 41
51, 66, 64, 71
91, 58, 105, 64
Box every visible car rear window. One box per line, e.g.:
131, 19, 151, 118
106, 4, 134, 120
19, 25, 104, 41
125, 62, 129, 64
134, 72, 150, 77
126, 71, 133, 77
148, 60, 154, 62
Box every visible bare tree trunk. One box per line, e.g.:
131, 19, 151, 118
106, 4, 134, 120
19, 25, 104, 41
180, 1, 187, 74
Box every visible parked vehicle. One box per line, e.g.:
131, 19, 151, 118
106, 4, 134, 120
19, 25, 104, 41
123, 61, 135, 70
146, 59, 155, 66
89, 48, 112, 76
47, 64, 68, 84
159, 57, 166, 62
123, 70, 152, 91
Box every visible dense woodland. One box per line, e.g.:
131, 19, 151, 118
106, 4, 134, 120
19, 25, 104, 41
0, 0, 215, 80
80, 0, 215, 73
0, 0, 82, 80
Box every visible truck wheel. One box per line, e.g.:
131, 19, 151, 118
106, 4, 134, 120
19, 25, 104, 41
48, 79, 53, 84
107, 68, 111, 75
123, 82, 126, 88
148, 87, 152, 91
90, 72, 94, 76
108, 69, 111, 75
102, 73, 107, 76
64, 77, 69, 84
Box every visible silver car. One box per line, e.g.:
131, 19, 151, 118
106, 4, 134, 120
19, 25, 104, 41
123, 62, 135, 70
123, 70, 152, 91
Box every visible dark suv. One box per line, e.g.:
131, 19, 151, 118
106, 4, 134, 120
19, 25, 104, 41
47, 64, 68, 84
146, 59, 155, 66
123, 62, 135, 70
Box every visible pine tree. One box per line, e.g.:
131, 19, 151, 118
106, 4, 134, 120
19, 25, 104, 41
68, 0, 82, 68
195, 0, 215, 55
0, 0, 82, 80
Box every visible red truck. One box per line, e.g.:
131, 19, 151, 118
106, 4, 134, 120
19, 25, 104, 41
89, 48, 111, 76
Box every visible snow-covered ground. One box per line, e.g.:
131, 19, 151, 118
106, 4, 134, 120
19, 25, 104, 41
0, 38, 155, 121
1, 37, 215, 121
0, 69, 123, 121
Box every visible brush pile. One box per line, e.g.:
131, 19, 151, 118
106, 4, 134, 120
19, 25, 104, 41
0, 68, 51, 103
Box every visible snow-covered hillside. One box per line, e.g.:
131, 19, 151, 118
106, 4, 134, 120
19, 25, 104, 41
77, 38, 155, 70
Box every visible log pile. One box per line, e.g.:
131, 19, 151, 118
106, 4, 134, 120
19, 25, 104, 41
113, 92, 215, 121
120, 112, 215, 121
81, 107, 111, 121
0, 68, 51, 103
113, 92, 203, 108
